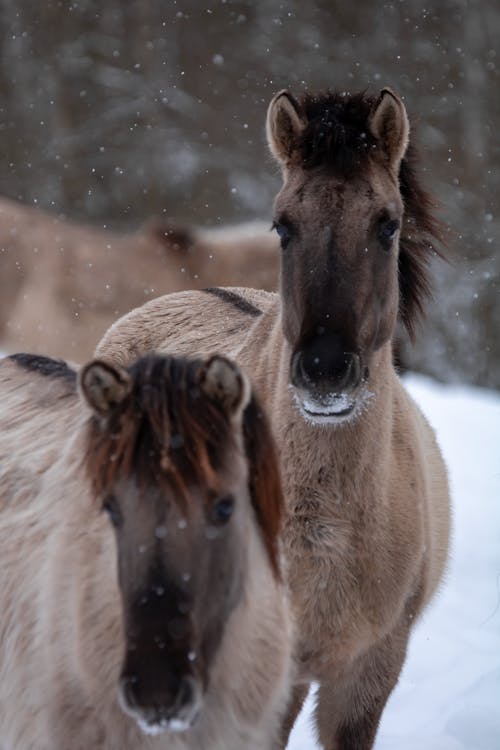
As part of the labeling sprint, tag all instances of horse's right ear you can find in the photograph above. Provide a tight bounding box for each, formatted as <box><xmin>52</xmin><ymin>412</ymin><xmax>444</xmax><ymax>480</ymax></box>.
<box><xmin>198</xmin><ymin>355</ymin><xmax>250</xmax><ymax>421</ymax></box>
<box><xmin>144</xmin><ymin>219</ymin><xmax>194</xmax><ymax>253</ymax></box>
<box><xmin>79</xmin><ymin>360</ymin><xmax>131</xmax><ymax>416</ymax></box>
<box><xmin>266</xmin><ymin>90</ymin><xmax>307</xmax><ymax>167</ymax></box>
<box><xmin>369</xmin><ymin>88</ymin><xmax>410</xmax><ymax>170</ymax></box>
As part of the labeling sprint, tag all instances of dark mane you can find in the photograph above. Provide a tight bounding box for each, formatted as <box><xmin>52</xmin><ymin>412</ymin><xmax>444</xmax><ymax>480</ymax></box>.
<box><xmin>398</xmin><ymin>144</ymin><xmax>444</xmax><ymax>337</ymax></box>
<box><xmin>85</xmin><ymin>354</ymin><xmax>283</xmax><ymax>575</ymax></box>
<box><xmin>9</xmin><ymin>353</ymin><xmax>76</xmax><ymax>385</ymax></box>
<box><xmin>295</xmin><ymin>90</ymin><xmax>444</xmax><ymax>335</ymax></box>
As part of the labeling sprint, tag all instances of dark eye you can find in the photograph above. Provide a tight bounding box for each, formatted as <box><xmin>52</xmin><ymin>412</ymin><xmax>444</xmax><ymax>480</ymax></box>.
<box><xmin>379</xmin><ymin>219</ymin><xmax>400</xmax><ymax>247</ymax></box>
<box><xmin>211</xmin><ymin>495</ymin><xmax>235</xmax><ymax>526</ymax></box>
<box><xmin>273</xmin><ymin>222</ymin><xmax>292</xmax><ymax>249</ymax></box>
<box><xmin>102</xmin><ymin>496</ymin><xmax>122</xmax><ymax>527</ymax></box>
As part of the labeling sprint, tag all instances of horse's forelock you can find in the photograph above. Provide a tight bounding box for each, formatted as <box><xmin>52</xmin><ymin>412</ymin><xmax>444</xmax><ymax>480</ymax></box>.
<box><xmin>296</xmin><ymin>90</ymin><xmax>377</xmax><ymax>174</ymax></box>
<box><xmin>291</xmin><ymin>90</ymin><xmax>443</xmax><ymax>335</ymax></box>
<box><xmin>84</xmin><ymin>355</ymin><xmax>234</xmax><ymax>507</ymax></box>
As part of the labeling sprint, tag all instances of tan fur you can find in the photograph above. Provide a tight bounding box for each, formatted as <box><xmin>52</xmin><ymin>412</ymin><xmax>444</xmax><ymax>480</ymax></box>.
<box><xmin>96</xmin><ymin>87</ymin><xmax>450</xmax><ymax>749</ymax></box>
<box><xmin>0</xmin><ymin>356</ymin><xmax>293</xmax><ymax>750</ymax></box>
<box><xmin>96</xmin><ymin>289</ymin><xmax>450</xmax><ymax>748</ymax></box>
<box><xmin>0</xmin><ymin>196</ymin><xmax>279</xmax><ymax>361</ymax></box>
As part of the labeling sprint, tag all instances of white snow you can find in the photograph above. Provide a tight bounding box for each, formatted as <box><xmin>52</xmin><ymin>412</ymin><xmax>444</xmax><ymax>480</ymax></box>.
<box><xmin>289</xmin><ymin>374</ymin><xmax>500</xmax><ymax>750</ymax></box>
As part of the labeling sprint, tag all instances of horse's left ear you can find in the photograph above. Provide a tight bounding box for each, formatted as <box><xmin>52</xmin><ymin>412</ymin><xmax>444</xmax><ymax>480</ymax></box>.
<box><xmin>266</xmin><ymin>89</ymin><xmax>307</xmax><ymax>168</ymax></box>
<box><xmin>198</xmin><ymin>355</ymin><xmax>250</xmax><ymax>421</ymax></box>
<box><xmin>369</xmin><ymin>88</ymin><xmax>410</xmax><ymax>170</ymax></box>
<box><xmin>79</xmin><ymin>360</ymin><xmax>131</xmax><ymax>416</ymax></box>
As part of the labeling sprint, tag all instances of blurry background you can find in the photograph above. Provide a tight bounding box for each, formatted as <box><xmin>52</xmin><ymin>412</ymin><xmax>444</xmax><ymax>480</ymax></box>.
<box><xmin>0</xmin><ymin>0</ymin><xmax>498</xmax><ymax>388</ymax></box>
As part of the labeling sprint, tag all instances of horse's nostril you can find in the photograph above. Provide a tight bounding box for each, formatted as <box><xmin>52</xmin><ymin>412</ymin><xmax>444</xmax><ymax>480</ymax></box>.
<box><xmin>348</xmin><ymin>353</ymin><xmax>362</xmax><ymax>388</ymax></box>
<box><xmin>176</xmin><ymin>676</ymin><xmax>195</xmax><ymax>710</ymax></box>
<box><xmin>119</xmin><ymin>673</ymin><xmax>139</xmax><ymax>711</ymax></box>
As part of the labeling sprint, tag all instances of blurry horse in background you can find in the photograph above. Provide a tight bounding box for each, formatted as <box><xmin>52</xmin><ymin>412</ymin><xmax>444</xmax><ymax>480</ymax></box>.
<box><xmin>0</xmin><ymin>351</ymin><xmax>292</xmax><ymax>750</ymax></box>
<box><xmin>96</xmin><ymin>87</ymin><xmax>451</xmax><ymax>749</ymax></box>
<box><xmin>0</xmin><ymin>195</ymin><xmax>279</xmax><ymax>361</ymax></box>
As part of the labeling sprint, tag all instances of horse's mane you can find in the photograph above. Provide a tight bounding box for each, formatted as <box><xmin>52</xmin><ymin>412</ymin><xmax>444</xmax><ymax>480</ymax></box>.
<box><xmin>295</xmin><ymin>90</ymin><xmax>444</xmax><ymax>337</ymax></box>
<box><xmin>85</xmin><ymin>354</ymin><xmax>283</xmax><ymax>575</ymax></box>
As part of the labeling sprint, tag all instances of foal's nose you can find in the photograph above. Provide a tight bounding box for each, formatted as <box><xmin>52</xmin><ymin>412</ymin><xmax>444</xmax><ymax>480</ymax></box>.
<box><xmin>291</xmin><ymin>333</ymin><xmax>362</xmax><ymax>392</ymax></box>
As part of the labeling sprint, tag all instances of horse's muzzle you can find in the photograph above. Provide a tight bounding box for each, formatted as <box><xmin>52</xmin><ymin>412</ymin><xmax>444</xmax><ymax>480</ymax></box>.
<box><xmin>290</xmin><ymin>335</ymin><xmax>369</xmax><ymax>424</ymax></box>
<box><xmin>118</xmin><ymin>671</ymin><xmax>202</xmax><ymax>735</ymax></box>
<box><xmin>290</xmin><ymin>335</ymin><xmax>363</xmax><ymax>395</ymax></box>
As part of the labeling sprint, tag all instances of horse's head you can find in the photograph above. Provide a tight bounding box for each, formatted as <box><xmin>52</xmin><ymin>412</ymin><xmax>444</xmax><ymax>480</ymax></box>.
<box><xmin>267</xmin><ymin>88</ymin><xmax>440</xmax><ymax>425</ymax></box>
<box><xmin>80</xmin><ymin>354</ymin><xmax>283</xmax><ymax>736</ymax></box>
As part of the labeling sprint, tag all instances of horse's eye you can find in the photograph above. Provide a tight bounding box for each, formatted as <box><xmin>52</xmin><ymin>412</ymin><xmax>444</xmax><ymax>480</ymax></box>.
<box><xmin>379</xmin><ymin>219</ymin><xmax>400</xmax><ymax>246</ymax></box>
<box><xmin>211</xmin><ymin>495</ymin><xmax>235</xmax><ymax>525</ymax></box>
<box><xmin>102</xmin><ymin>496</ymin><xmax>122</xmax><ymax>527</ymax></box>
<box><xmin>273</xmin><ymin>222</ymin><xmax>292</xmax><ymax>248</ymax></box>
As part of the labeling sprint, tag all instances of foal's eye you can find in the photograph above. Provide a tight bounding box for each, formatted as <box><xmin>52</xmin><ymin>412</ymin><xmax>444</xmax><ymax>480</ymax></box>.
<box><xmin>379</xmin><ymin>219</ymin><xmax>400</xmax><ymax>247</ymax></box>
<box><xmin>102</xmin><ymin>496</ymin><xmax>122</xmax><ymax>527</ymax></box>
<box><xmin>211</xmin><ymin>495</ymin><xmax>235</xmax><ymax>526</ymax></box>
<box><xmin>272</xmin><ymin>222</ymin><xmax>292</xmax><ymax>248</ymax></box>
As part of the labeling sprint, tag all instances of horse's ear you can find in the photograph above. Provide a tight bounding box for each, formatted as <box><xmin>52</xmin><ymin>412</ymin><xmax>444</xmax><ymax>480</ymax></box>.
<box><xmin>198</xmin><ymin>355</ymin><xmax>250</xmax><ymax>420</ymax></box>
<box><xmin>144</xmin><ymin>219</ymin><xmax>194</xmax><ymax>253</ymax></box>
<box><xmin>266</xmin><ymin>90</ymin><xmax>307</xmax><ymax>167</ymax></box>
<box><xmin>79</xmin><ymin>360</ymin><xmax>131</xmax><ymax>416</ymax></box>
<box><xmin>369</xmin><ymin>88</ymin><xmax>409</xmax><ymax>170</ymax></box>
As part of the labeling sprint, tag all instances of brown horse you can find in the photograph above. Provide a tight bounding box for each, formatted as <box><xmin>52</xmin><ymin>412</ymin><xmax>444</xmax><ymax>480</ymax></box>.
<box><xmin>96</xmin><ymin>87</ymin><xmax>451</xmax><ymax>749</ymax></box>
<box><xmin>0</xmin><ymin>195</ymin><xmax>279</xmax><ymax>361</ymax></box>
<box><xmin>0</xmin><ymin>352</ymin><xmax>292</xmax><ymax>749</ymax></box>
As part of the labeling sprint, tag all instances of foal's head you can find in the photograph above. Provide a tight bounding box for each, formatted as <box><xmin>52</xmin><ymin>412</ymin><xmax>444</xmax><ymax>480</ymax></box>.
<box><xmin>267</xmin><ymin>88</ymin><xmax>441</xmax><ymax>424</ymax></box>
<box><xmin>80</xmin><ymin>354</ymin><xmax>283</xmax><ymax>735</ymax></box>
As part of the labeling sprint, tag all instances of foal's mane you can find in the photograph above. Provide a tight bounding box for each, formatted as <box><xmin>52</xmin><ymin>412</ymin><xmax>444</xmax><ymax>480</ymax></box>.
<box><xmin>85</xmin><ymin>354</ymin><xmax>283</xmax><ymax>575</ymax></box>
<box><xmin>295</xmin><ymin>90</ymin><xmax>443</xmax><ymax>337</ymax></box>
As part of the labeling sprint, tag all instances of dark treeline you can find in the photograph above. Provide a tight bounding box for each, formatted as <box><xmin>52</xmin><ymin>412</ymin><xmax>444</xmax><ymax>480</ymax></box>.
<box><xmin>0</xmin><ymin>0</ymin><xmax>498</xmax><ymax>388</ymax></box>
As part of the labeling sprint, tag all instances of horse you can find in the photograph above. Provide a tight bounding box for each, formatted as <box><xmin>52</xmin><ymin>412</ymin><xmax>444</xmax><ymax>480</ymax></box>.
<box><xmin>96</xmin><ymin>87</ymin><xmax>451</xmax><ymax>749</ymax></box>
<box><xmin>0</xmin><ymin>351</ymin><xmax>292</xmax><ymax>750</ymax></box>
<box><xmin>0</xmin><ymin>195</ymin><xmax>279</xmax><ymax>362</ymax></box>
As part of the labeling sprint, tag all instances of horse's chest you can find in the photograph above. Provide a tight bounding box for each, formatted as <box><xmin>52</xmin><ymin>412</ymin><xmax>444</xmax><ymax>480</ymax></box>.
<box><xmin>281</xmin><ymin>471</ymin><xmax>386</xmax><ymax>670</ymax></box>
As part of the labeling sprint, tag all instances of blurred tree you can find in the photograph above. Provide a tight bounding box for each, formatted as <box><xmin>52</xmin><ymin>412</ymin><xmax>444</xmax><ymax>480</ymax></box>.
<box><xmin>0</xmin><ymin>0</ymin><xmax>498</xmax><ymax>387</ymax></box>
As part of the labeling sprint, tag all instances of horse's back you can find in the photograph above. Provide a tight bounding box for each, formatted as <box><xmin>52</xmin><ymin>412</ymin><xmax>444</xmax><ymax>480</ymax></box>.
<box><xmin>0</xmin><ymin>355</ymin><xmax>79</xmax><ymax>509</ymax></box>
<box><xmin>96</xmin><ymin>286</ymin><xmax>278</xmax><ymax>365</ymax></box>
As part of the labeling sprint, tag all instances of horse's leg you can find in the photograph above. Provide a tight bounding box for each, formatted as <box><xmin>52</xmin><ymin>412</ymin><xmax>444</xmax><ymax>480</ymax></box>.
<box><xmin>315</xmin><ymin>625</ymin><xmax>409</xmax><ymax>750</ymax></box>
<box><xmin>276</xmin><ymin>681</ymin><xmax>310</xmax><ymax>749</ymax></box>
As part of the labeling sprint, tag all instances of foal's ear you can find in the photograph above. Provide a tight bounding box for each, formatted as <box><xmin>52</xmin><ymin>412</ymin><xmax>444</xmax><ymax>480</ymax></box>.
<box><xmin>79</xmin><ymin>360</ymin><xmax>131</xmax><ymax>416</ymax></box>
<box><xmin>266</xmin><ymin>89</ymin><xmax>307</xmax><ymax>167</ymax></box>
<box><xmin>369</xmin><ymin>88</ymin><xmax>410</xmax><ymax>170</ymax></box>
<box><xmin>198</xmin><ymin>355</ymin><xmax>250</xmax><ymax>420</ymax></box>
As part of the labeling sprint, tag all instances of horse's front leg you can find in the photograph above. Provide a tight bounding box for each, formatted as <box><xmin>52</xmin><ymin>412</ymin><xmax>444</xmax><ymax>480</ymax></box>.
<box><xmin>315</xmin><ymin>625</ymin><xmax>409</xmax><ymax>750</ymax></box>
<box><xmin>274</xmin><ymin>681</ymin><xmax>310</xmax><ymax>749</ymax></box>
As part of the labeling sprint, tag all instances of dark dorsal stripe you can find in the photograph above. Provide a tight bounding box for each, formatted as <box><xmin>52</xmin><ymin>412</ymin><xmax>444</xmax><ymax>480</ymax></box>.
<box><xmin>203</xmin><ymin>287</ymin><xmax>262</xmax><ymax>318</ymax></box>
<box><xmin>9</xmin><ymin>353</ymin><xmax>77</xmax><ymax>385</ymax></box>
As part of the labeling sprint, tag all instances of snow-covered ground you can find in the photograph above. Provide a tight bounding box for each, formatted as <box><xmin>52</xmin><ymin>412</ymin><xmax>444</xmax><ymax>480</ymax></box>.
<box><xmin>289</xmin><ymin>375</ymin><xmax>500</xmax><ymax>750</ymax></box>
